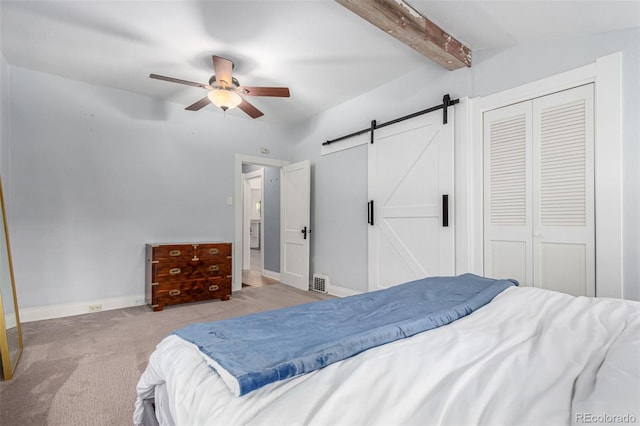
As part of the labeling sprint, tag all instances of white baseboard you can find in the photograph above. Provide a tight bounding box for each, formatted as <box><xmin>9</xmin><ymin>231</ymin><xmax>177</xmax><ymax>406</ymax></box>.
<box><xmin>20</xmin><ymin>294</ymin><xmax>147</xmax><ymax>323</ymax></box>
<box><xmin>327</xmin><ymin>284</ymin><xmax>363</xmax><ymax>298</ymax></box>
<box><xmin>19</xmin><ymin>284</ymin><xmax>363</xmax><ymax>322</ymax></box>
<box><xmin>262</xmin><ymin>269</ymin><xmax>281</xmax><ymax>281</ymax></box>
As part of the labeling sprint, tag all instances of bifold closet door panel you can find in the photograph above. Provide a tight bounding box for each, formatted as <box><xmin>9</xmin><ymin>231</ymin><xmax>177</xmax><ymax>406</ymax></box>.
<box><xmin>483</xmin><ymin>101</ymin><xmax>533</xmax><ymax>287</ymax></box>
<box><xmin>532</xmin><ymin>84</ymin><xmax>595</xmax><ymax>297</ymax></box>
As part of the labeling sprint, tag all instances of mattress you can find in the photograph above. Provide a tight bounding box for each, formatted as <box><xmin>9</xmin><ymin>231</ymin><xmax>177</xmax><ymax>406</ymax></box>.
<box><xmin>134</xmin><ymin>286</ymin><xmax>640</xmax><ymax>426</ymax></box>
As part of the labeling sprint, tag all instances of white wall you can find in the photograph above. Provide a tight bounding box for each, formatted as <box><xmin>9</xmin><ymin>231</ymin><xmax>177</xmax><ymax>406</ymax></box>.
<box><xmin>292</xmin><ymin>28</ymin><xmax>639</xmax><ymax>300</ymax></box>
<box><xmin>7</xmin><ymin>67</ymin><xmax>290</xmax><ymax>311</ymax></box>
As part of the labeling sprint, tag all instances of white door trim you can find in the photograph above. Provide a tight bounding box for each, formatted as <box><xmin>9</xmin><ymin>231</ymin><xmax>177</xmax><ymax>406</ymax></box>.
<box><xmin>471</xmin><ymin>52</ymin><xmax>623</xmax><ymax>298</ymax></box>
<box><xmin>233</xmin><ymin>154</ymin><xmax>288</xmax><ymax>292</ymax></box>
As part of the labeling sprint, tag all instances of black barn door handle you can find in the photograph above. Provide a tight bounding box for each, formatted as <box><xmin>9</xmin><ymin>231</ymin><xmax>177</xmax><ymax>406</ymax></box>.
<box><xmin>442</xmin><ymin>194</ymin><xmax>449</xmax><ymax>227</ymax></box>
<box><xmin>368</xmin><ymin>200</ymin><xmax>374</xmax><ymax>226</ymax></box>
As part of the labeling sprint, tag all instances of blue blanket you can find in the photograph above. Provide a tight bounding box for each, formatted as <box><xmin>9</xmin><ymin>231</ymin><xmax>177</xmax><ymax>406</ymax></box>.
<box><xmin>172</xmin><ymin>273</ymin><xmax>517</xmax><ymax>396</ymax></box>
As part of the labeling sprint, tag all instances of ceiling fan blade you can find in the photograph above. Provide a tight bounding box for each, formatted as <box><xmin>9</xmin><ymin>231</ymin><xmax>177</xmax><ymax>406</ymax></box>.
<box><xmin>185</xmin><ymin>96</ymin><xmax>212</xmax><ymax>111</ymax></box>
<box><xmin>212</xmin><ymin>56</ymin><xmax>233</xmax><ymax>87</ymax></box>
<box><xmin>150</xmin><ymin>74</ymin><xmax>210</xmax><ymax>89</ymax></box>
<box><xmin>237</xmin><ymin>97</ymin><xmax>264</xmax><ymax>119</ymax></box>
<box><xmin>239</xmin><ymin>87</ymin><xmax>290</xmax><ymax>97</ymax></box>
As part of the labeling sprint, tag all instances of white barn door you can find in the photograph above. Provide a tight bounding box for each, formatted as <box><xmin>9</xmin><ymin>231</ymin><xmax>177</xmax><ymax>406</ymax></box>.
<box><xmin>368</xmin><ymin>112</ymin><xmax>455</xmax><ymax>292</ymax></box>
<box><xmin>280</xmin><ymin>160</ymin><xmax>311</xmax><ymax>291</ymax></box>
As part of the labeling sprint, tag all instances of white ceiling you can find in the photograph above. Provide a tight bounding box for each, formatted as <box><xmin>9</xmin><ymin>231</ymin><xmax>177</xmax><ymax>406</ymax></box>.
<box><xmin>1</xmin><ymin>0</ymin><xmax>638</xmax><ymax>125</ymax></box>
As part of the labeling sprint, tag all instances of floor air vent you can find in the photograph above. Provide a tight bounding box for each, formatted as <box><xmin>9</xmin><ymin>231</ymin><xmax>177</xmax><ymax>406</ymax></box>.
<box><xmin>312</xmin><ymin>274</ymin><xmax>329</xmax><ymax>293</ymax></box>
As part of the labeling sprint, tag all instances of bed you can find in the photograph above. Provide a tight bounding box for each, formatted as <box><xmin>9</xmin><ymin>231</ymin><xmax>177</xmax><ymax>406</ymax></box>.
<box><xmin>133</xmin><ymin>274</ymin><xmax>640</xmax><ymax>426</ymax></box>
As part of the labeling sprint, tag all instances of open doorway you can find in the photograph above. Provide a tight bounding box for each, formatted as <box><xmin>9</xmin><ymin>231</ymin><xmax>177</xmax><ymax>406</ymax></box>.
<box><xmin>241</xmin><ymin>165</ymin><xmax>280</xmax><ymax>288</ymax></box>
<box><xmin>234</xmin><ymin>155</ymin><xmax>287</xmax><ymax>292</ymax></box>
<box><xmin>233</xmin><ymin>154</ymin><xmax>311</xmax><ymax>293</ymax></box>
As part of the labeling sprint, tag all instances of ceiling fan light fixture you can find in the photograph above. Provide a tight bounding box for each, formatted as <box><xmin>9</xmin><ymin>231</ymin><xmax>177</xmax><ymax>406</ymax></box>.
<box><xmin>207</xmin><ymin>89</ymin><xmax>242</xmax><ymax>111</ymax></box>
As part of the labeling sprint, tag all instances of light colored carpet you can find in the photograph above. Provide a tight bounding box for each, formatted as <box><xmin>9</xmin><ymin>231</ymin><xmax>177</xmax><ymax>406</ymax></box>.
<box><xmin>0</xmin><ymin>284</ymin><xmax>333</xmax><ymax>426</ymax></box>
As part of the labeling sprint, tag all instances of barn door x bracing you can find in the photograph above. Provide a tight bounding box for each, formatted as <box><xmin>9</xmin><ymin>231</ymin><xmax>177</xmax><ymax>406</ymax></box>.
<box><xmin>368</xmin><ymin>112</ymin><xmax>455</xmax><ymax>291</ymax></box>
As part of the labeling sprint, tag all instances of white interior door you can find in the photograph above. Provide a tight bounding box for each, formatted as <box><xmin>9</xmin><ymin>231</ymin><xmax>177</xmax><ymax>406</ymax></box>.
<box><xmin>280</xmin><ymin>160</ymin><xmax>311</xmax><ymax>291</ymax></box>
<box><xmin>368</xmin><ymin>112</ymin><xmax>455</xmax><ymax>292</ymax></box>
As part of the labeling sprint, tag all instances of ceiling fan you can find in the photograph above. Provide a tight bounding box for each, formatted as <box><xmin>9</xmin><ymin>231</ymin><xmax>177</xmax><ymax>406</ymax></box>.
<box><xmin>150</xmin><ymin>55</ymin><xmax>290</xmax><ymax>119</ymax></box>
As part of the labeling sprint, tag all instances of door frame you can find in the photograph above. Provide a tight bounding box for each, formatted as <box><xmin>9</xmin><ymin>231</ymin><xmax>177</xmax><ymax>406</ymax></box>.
<box><xmin>234</xmin><ymin>154</ymin><xmax>288</xmax><ymax>292</ymax></box>
<box><xmin>470</xmin><ymin>52</ymin><xmax>622</xmax><ymax>298</ymax></box>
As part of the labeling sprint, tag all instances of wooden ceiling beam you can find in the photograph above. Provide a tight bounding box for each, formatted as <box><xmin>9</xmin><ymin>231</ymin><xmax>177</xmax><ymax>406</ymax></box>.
<box><xmin>336</xmin><ymin>0</ymin><xmax>471</xmax><ymax>70</ymax></box>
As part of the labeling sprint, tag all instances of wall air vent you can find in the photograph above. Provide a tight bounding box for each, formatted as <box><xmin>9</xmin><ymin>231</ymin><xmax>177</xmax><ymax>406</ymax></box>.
<box><xmin>311</xmin><ymin>274</ymin><xmax>329</xmax><ymax>293</ymax></box>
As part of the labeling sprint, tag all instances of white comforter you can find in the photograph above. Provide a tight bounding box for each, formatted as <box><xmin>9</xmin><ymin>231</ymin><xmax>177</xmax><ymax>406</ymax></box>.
<box><xmin>134</xmin><ymin>287</ymin><xmax>640</xmax><ymax>426</ymax></box>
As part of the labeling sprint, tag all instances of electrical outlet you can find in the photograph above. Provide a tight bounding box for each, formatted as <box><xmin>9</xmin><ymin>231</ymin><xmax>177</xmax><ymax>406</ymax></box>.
<box><xmin>88</xmin><ymin>304</ymin><xmax>102</xmax><ymax>312</ymax></box>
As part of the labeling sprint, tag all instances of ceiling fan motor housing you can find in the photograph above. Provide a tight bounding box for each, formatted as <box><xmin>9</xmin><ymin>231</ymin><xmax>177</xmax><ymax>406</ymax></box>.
<box><xmin>209</xmin><ymin>75</ymin><xmax>240</xmax><ymax>90</ymax></box>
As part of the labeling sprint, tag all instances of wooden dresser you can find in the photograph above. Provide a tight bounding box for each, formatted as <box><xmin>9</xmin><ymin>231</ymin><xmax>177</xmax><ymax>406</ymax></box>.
<box><xmin>145</xmin><ymin>242</ymin><xmax>232</xmax><ymax>311</ymax></box>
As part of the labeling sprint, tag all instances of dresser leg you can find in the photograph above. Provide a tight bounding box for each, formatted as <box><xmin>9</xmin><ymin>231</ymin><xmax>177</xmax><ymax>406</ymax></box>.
<box><xmin>221</xmin><ymin>295</ymin><xmax>231</xmax><ymax>301</ymax></box>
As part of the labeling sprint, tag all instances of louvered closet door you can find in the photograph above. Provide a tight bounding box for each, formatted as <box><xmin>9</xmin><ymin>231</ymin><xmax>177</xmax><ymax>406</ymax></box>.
<box><xmin>484</xmin><ymin>85</ymin><xmax>595</xmax><ymax>296</ymax></box>
<box><xmin>532</xmin><ymin>85</ymin><xmax>594</xmax><ymax>296</ymax></box>
<box><xmin>483</xmin><ymin>102</ymin><xmax>533</xmax><ymax>287</ymax></box>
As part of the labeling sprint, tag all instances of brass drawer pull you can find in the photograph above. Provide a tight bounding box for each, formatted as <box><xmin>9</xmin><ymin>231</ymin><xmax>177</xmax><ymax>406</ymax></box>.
<box><xmin>209</xmin><ymin>248</ymin><xmax>219</xmax><ymax>255</ymax></box>
<box><xmin>209</xmin><ymin>265</ymin><xmax>219</xmax><ymax>272</ymax></box>
<box><xmin>169</xmin><ymin>250</ymin><xmax>181</xmax><ymax>256</ymax></box>
<box><xmin>169</xmin><ymin>289</ymin><xmax>181</xmax><ymax>296</ymax></box>
<box><xmin>192</xmin><ymin>256</ymin><xmax>200</xmax><ymax>261</ymax></box>
<box><xmin>169</xmin><ymin>268</ymin><xmax>181</xmax><ymax>275</ymax></box>
<box><xmin>209</xmin><ymin>285</ymin><xmax>219</xmax><ymax>292</ymax></box>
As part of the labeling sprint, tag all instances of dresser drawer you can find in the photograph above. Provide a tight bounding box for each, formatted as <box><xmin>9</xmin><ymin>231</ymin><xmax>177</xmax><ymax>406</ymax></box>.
<box><xmin>196</xmin><ymin>243</ymin><xmax>232</xmax><ymax>261</ymax></box>
<box><xmin>153</xmin><ymin>262</ymin><xmax>199</xmax><ymax>282</ymax></box>
<box><xmin>149</xmin><ymin>244</ymin><xmax>196</xmax><ymax>262</ymax></box>
<box><xmin>200</xmin><ymin>260</ymin><xmax>232</xmax><ymax>277</ymax></box>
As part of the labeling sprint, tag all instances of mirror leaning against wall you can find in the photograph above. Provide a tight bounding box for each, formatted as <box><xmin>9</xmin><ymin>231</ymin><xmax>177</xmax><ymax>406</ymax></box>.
<box><xmin>0</xmin><ymin>176</ymin><xmax>22</xmax><ymax>380</ymax></box>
